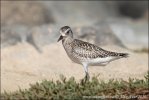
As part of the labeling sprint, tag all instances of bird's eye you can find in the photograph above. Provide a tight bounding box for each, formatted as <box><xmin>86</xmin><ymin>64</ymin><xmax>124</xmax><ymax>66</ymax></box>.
<box><xmin>66</xmin><ymin>31</ymin><xmax>70</xmax><ymax>35</ymax></box>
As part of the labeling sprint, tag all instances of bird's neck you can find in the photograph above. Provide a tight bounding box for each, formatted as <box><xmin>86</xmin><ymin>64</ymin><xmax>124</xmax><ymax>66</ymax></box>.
<box><xmin>62</xmin><ymin>36</ymin><xmax>73</xmax><ymax>45</ymax></box>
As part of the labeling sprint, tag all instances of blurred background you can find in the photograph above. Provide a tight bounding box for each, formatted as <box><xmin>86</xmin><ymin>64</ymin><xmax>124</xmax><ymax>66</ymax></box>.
<box><xmin>1</xmin><ymin>1</ymin><xmax>148</xmax><ymax>92</ymax></box>
<box><xmin>1</xmin><ymin>1</ymin><xmax>148</xmax><ymax>49</ymax></box>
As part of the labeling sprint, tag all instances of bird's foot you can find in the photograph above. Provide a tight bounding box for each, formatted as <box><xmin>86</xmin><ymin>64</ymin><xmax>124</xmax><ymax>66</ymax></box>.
<box><xmin>85</xmin><ymin>73</ymin><xmax>90</xmax><ymax>82</ymax></box>
<box><xmin>80</xmin><ymin>73</ymin><xmax>90</xmax><ymax>85</ymax></box>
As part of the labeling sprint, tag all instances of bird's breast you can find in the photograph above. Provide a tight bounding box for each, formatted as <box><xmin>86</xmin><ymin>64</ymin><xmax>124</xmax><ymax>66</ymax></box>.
<box><xmin>62</xmin><ymin>42</ymin><xmax>81</xmax><ymax>64</ymax></box>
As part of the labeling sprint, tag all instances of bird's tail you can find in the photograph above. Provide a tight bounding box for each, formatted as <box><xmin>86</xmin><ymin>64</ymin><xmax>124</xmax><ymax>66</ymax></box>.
<box><xmin>110</xmin><ymin>52</ymin><xmax>129</xmax><ymax>58</ymax></box>
<box><xmin>117</xmin><ymin>53</ymin><xmax>129</xmax><ymax>58</ymax></box>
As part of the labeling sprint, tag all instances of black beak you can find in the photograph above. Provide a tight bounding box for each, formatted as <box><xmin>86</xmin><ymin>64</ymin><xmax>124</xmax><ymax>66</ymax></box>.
<box><xmin>57</xmin><ymin>35</ymin><xmax>63</xmax><ymax>42</ymax></box>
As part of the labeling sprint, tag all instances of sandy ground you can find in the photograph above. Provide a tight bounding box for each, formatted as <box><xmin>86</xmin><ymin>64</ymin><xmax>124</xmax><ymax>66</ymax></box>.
<box><xmin>1</xmin><ymin>42</ymin><xmax>148</xmax><ymax>92</ymax></box>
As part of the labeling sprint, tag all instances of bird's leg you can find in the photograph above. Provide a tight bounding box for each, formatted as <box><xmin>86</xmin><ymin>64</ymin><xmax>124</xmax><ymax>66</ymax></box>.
<box><xmin>83</xmin><ymin>63</ymin><xmax>90</xmax><ymax>82</ymax></box>
<box><xmin>85</xmin><ymin>71</ymin><xmax>89</xmax><ymax>82</ymax></box>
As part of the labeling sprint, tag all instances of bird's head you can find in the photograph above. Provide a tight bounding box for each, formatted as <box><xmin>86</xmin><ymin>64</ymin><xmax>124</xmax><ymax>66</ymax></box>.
<box><xmin>57</xmin><ymin>26</ymin><xmax>73</xmax><ymax>42</ymax></box>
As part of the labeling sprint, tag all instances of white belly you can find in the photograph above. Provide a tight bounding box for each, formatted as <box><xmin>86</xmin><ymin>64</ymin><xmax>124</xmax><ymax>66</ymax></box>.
<box><xmin>85</xmin><ymin>57</ymin><xmax>118</xmax><ymax>66</ymax></box>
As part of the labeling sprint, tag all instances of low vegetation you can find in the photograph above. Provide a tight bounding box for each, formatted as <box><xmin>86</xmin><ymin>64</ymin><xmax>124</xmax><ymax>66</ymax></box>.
<box><xmin>1</xmin><ymin>73</ymin><xmax>149</xmax><ymax>100</ymax></box>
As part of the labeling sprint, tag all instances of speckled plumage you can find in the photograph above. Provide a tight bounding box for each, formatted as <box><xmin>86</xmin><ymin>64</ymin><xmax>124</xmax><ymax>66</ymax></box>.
<box><xmin>62</xmin><ymin>38</ymin><xmax>128</xmax><ymax>65</ymax></box>
<box><xmin>58</xmin><ymin>26</ymin><xmax>128</xmax><ymax>81</ymax></box>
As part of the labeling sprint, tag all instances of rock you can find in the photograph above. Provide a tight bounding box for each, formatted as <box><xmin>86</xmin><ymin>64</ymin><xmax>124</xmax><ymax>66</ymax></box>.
<box><xmin>1</xmin><ymin>24</ymin><xmax>59</xmax><ymax>52</ymax></box>
<box><xmin>1</xmin><ymin>42</ymin><xmax>148</xmax><ymax>92</ymax></box>
<box><xmin>116</xmin><ymin>1</ymin><xmax>148</xmax><ymax>19</ymax></box>
<box><xmin>95</xmin><ymin>19</ymin><xmax>148</xmax><ymax>51</ymax></box>
<box><xmin>28</xmin><ymin>25</ymin><xmax>59</xmax><ymax>52</ymax></box>
<box><xmin>1</xmin><ymin>25</ymin><xmax>30</xmax><ymax>48</ymax></box>
<box><xmin>1</xmin><ymin>1</ymin><xmax>54</xmax><ymax>26</ymax></box>
<box><xmin>43</xmin><ymin>1</ymin><xmax>119</xmax><ymax>26</ymax></box>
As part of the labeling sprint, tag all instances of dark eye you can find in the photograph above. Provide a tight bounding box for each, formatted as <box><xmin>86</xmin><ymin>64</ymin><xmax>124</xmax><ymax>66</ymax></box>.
<box><xmin>66</xmin><ymin>31</ymin><xmax>70</xmax><ymax>35</ymax></box>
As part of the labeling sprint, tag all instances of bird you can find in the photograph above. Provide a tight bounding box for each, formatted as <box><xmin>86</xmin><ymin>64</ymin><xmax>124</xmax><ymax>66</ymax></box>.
<box><xmin>57</xmin><ymin>26</ymin><xmax>129</xmax><ymax>81</ymax></box>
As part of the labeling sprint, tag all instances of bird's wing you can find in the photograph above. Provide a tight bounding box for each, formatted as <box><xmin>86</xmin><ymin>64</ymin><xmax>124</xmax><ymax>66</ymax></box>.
<box><xmin>71</xmin><ymin>39</ymin><xmax>110</xmax><ymax>58</ymax></box>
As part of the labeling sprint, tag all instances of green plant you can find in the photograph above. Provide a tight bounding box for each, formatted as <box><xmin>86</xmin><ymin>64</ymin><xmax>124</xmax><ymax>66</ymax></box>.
<box><xmin>1</xmin><ymin>74</ymin><xmax>149</xmax><ymax>100</ymax></box>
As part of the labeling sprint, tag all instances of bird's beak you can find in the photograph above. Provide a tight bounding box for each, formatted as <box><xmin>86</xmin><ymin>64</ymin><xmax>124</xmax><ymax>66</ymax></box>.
<box><xmin>57</xmin><ymin>35</ymin><xmax>63</xmax><ymax>42</ymax></box>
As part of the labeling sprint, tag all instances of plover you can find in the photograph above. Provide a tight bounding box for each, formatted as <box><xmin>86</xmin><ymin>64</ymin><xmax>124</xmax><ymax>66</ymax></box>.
<box><xmin>58</xmin><ymin>26</ymin><xmax>128</xmax><ymax>81</ymax></box>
